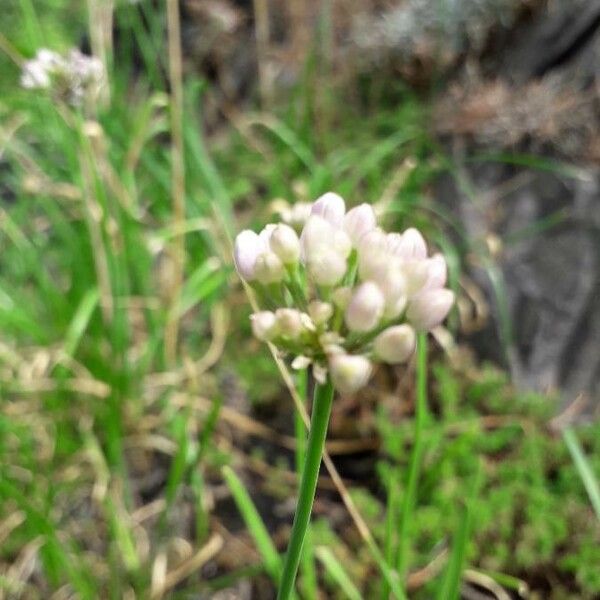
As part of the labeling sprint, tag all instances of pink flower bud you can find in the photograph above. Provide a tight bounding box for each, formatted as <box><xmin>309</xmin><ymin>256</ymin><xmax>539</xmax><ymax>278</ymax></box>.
<box><xmin>395</xmin><ymin>228</ymin><xmax>427</xmax><ymax>260</ymax></box>
<box><xmin>275</xmin><ymin>308</ymin><xmax>304</xmax><ymax>338</ymax></box>
<box><xmin>234</xmin><ymin>230</ymin><xmax>265</xmax><ymax>280</ymax></box>
<box><xmin>250</xmin><ymin>311</ymin><xmax>278</xmax><ymax>341</ymax></box>
<box><xmin>406</xmin><ymin>288</ymin><xmax>454</xmax><ymax>331</ymax></box>
<box><xmin>345</xmin><ymin>281</ymin><xmax>385</xmax><ymax>332</ymax></box>
<box><xmin>403</xmin><ymin>260</ymin><xmax>431</xmax><ymax>296</ymax></box>
<box><xmin>269</xmin><ymin>223</ymin><xmax>300</xmax><ymax>264</ymax></box>
<box><xmin>311</xmin><ymin>192</ymin><xmax>346</xmax><ymax>227</ymax></box>
<box><xmin>254</xmin><ymin>251</ymin><xmax>285</xmax><ymax>284</ymax></box>
<box><xmin>329</xmin><ymin>354</ymin><xmax>372</xmax><ymax>394</ymax></box>
<box><xmin>373</xmin><ymin>324</ymin><xmax>416</xmax><ymax>364</ymax></box>
<box><xmin>423</xmin><ymin>253</ymin><xmax>447</xmax><ymax>290</ymax></box>
<box><xmin>344</xmin><ymin>203</ymin><xmax>377</xmax><ymax>245</ymax></box>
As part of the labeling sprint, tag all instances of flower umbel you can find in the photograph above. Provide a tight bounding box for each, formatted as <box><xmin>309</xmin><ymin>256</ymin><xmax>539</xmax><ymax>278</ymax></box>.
<box><xmin>234</xmin><ymin>192</ymin><xmax>454</xmax><ymax>394</ymax></box>
<box><xmin>21</xmin><ymin>48</ymin><xmax>105</xmax><ymax>107</ymax></box>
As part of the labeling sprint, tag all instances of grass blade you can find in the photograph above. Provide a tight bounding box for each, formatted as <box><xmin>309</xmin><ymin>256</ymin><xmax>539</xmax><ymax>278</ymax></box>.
<box><xmin>395</xmin><ymin>333</ymin><xmax>429</xmax><ymax>583</ymax></box>
<box><xmin>222</xmin><ymin>465</ymin><xmax>282</xmax><ymax>583</ymax></box>
<box><xmin>563</xmin><ymin>427</ymin><xmax>600</xmax><ymax>521</ymax></box>
<box><xmin>315</xmin><ymin>546</ymin><xmax>362</xmax><ymax>600</ymax></box>
<box><xmin>436</xmin><ymin>461</ymin><xmax>482</xmax><ymax>600</ymax></box>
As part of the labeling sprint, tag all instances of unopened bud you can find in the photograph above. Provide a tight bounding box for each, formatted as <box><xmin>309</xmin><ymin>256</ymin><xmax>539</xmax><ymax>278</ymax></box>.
<box><xmin>275</xmin><ymin>308</ymin><xmax>304</xmax><ymax>338</ymax></box>
<box><xmin>308</xmin><ymin>301</ymin><xmax>334</xmax><ymax>326</ymax></box>
<box><xmin>406</xmin><ymin>289</ymin><xmax>454</xmax><ymax>331</ymax></box>
<box><xmin>344</xmin><ymin>203</ymin><xmax>377</xmax><ymax>245</ymax></box>
<box><xmin>306</xmin><ymin>250</ymin><xmax>348</xmax><ymax>286</ymax></box>
<box><xmin>373</xmin><ymin>324</ymin><xmax>416</xmax><ymax>364</ymax></box>
<box><xmin>329</xmin><ymin>354</ymin><xmax>372</xmax><ymax>394</ymax></box>
<box><xmin>250</xmin><ymin>311</ymin><xmax>278</xmax><ymax>341</ymax></box>
<box><xmin>234</xmin><ymin>230</ymin><xmax>264</xmax><ymax>281</ymax></box>
<box><xmin>371</xmin><ymin>260</ymin><xmax>407</xmax><ymax>319</ymax></box>
<box><xmin>345</xmin><ymin>281</ymin><xmax>385</xmax><ymax>332</ymax></box>
<box><xmin>403</xmin><ymin>260</ymin><xmax>430</xmax><ymax>296</ymax></box>
<box><xmin>332</xmin><ymin>286</ymin><xmax>352</xmax><ymax>310</ymax></box>
<box><xmin>277</xmin><ymin>201</ymin><xmax>312</xmax><ymax>229</ymax></box>
<box><xmin>310</xmin><ymin>192</ymin><xmax>346</xmax><ymax>227</ymax></box>
<box><xmin>423</xmin><ymin>253</ymin><xmax>447</xmax><ymax>290</ymax></box>
<box><xmin>357</xmin><ymin>229</ymin><xmax>388</xmax><ymax>281</ymax></box>
<box><xmin>396</xmin><ymin>228</ymin><xmax>427</xmax><ymax>260</ymax></box>
<box><xmin>254</xmin><ymin>251</ymin><xmax>285</xmax><ymax>284</ymax></box>
<box><xmin>269</xmin><ymin>224</ymin><xmax>300</xmax><ymax>264</ymax></box>
<box><xmin>301</xmin><ymin>215</ymin><xmax>351</xmax><ymax>264</ymax></box>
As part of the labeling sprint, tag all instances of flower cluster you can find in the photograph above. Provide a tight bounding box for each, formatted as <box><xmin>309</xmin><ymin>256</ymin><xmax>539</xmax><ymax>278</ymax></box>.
<box><xmin>21</xmin><ymin>48</ymin><xmax>105</xmax><ymax>107</ymax></box>
<box><xmin>234</xmin><ymin>192</ymin><xmax>454</xmax><ymax>394</ymax></box>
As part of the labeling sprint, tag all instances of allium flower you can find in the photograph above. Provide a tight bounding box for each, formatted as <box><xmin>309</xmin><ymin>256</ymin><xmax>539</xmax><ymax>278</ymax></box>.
<box><xmin>20</xmin><ymin>48</ymin><xmax>105</xmax><ymax>107</ymax></box>
<box><xmin>234</xmin><ymin>192</ymin><xmax>455</xmax><ymax>393</ymax></box>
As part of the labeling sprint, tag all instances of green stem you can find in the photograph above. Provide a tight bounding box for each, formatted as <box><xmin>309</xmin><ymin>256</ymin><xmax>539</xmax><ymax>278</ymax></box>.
<box><xmin>278</xmin><ymin>378</ymin><xmax>335</xmax><ymax>600</ymax></box>
<box><xmin>295</xmin><ymin>370</ymin><xmax>318</xmax><ymax>600</ymax></box>
<box><xmin>395</xmin><ymin>333</ymin><xmax>428</xmax><ymax>585</ymax></box>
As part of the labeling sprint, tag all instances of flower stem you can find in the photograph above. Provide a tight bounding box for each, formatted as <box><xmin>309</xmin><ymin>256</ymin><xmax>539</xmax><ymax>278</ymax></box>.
<box><xmin>277</xmin><ymin>378</ymin><xmax>335</xmax><ymax>600</ymax></box>
<box><xmin>294</xmin><ymin>369</ymin><xmax>318</xmax><ymax>600</ymax></box>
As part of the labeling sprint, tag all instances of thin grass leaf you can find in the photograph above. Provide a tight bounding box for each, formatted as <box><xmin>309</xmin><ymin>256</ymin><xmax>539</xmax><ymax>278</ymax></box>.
<box><xmin>222</xmin><ymin>465</ymin><xmax>282</xmax><ymax>583</ymax></box>
<box><xmin>563</xmin><ymin>427</ymin><xmax>600</xmax><ymax>521</ymax></box>
<box><xmin>395</xmin><ymin>334</ymin><xmax>429</xmax><ymax>582</ymax></box>
<box><xmin>175</xmin><ymin>259</ymin><xmax>227</xmax><ymax>317</ymax></box>
<box><xmin>63</xmin><ymin>287</ymin><xmax>99</xmax><ymax>358</ymax></box>
<box><xmin>436</xmin><ymin>460</ymin><xmax>482</xmax><ymax>600</ymax></box>
<box><xmin>315</xmin><ymin>546</ymin><xmax>362</xmax><ymax>600</ymax></box>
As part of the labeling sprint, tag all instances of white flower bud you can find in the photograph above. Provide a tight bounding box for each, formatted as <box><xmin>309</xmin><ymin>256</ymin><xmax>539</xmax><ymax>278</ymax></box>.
<box><xmin>373</xmin><ymin>324</ymin><xmax>416</xmax><ymax>364</ymax></box>
<box><xmin>371</xmin><ymin>260</ymin><xmax>407</xmax><ymax>319</ymax></box>
<box><xmin>332</xmin><ymin>229</ymin><xmax>352</xmax><ymax>259</ymax></box>
<box><xmin>282</xmin><ymin>201</ymin><xmax>312</xmax><ymax>229</ymax></box>
<box><xmin>395</xmin><ymin>228</ymin><xmax>427</xmax><ymax>260</ymax></box>
<box><xmin>308</xmin><ymin>301</ymin><xmax>334</xmax><ymax>326</ymax></box>
<box><xmin>423</xmin><ymin>253</ymin><xmax>447</xmax><ymax>290</ymax></box>
<box><xmin>254</xmin><ymin>251</ymin><xmax>285</xmax><ymax>284</ymax></box>
<box><xmin>357</xmin><ymin>229</ymin><xmax>389</xmax><ymax>281</ymax></box>
<box><xmin>259</xmin><ymin>224</ymin><xmax>276</xmax><ymax>245</ymax></box>
<box><xmin>301</xmin><ymin>215</ymin><xmax>351</xmax><ymax>262</ymax></box>
<box><xmin>292</xmin><ymin>355</ymin><xmax>312</xmax><ymax>370</ymax></box>
<box><xmin>344</xmin><ymin>203</ymin><xmax>377</xmax><ymax>245</ymax></box>
<box><xmin>332</xmin><ymin>286</ymin><xmax>352</xmax><ymax>310</ymax></box>
<box><xmin>234</xmin><ymin>230</ymin><xmax>265</xmax><ymax>280</ymax></box>
<box><xmin>306</xmin><ymin>250</ymin><xmax>348</xmax><ymax>286</ymax></box>
<box><xmin>313</xmin><ymin>362</ymin><xmax>328</xmax><ymax>384</ymax></box>
<box><xmin>275</xmin><ymin>308</ymin><xmax>304</xmax><ymax>338</ymax></box>
<box><xmin>329</xmin><ymin>354</ymin><xmax>372</xmax><ymax>394</ymax></box>
<box><xmin>345</xmin><ymin>281</ymin><xmax>385</xmax><ymax>332</ymax></box>
<box><xmin>269</xmin><ymin>223</ymin><xmax>300</xmax><ymax>264</ymax></box>
<box><xmin>403</xmin><ymin>260</ymin><xmax>431</xmax><ymax>296</ymax></box>
<box><xmin>406</xmin><ymin>289</ymin><xmax>454</xmax><ymax>331</ymax></box>
<box><xmin>319</xmin><ymin>331</ymin><xmax>345</xmax><ymax>355</ymax></box>
<box><xmin>310</xmin><ymin>192</ymin><xmax>346</xmax><ymax>227</ymax></box>
<box><xmin>250</xmin><ymin>311</ymin><xmax>278</xmax><ymax>341</ymax></box>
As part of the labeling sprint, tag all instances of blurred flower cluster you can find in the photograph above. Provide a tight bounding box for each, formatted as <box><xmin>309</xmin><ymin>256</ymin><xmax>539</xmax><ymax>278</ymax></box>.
<box><xmin>21</xmin><ymin>48</ymin><xmax>105</xmax><ymax>107</ymax></box>
<box><xmin>234</xmin><ymin>193</ymin><xmax>454</xmax><ymax>394</ymax></box>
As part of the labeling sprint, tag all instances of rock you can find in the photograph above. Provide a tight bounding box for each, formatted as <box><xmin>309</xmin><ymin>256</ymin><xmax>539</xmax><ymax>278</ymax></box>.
<box><xmin>434</xmin><ymin>0</ymin><xmax>600</xmax><ymax>407</ymax></box>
